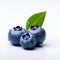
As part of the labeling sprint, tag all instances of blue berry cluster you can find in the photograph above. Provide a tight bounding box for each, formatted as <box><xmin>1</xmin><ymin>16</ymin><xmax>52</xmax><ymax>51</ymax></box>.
<box><xmin>8</xmin><ymin>26</ymin><xmax>46</xmax><ymax>50</ymax></box>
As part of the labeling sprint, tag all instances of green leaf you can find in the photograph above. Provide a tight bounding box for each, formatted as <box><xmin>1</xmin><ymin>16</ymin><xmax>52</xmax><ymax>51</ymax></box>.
<box><xmin>26</xmin><ymin>11</ymin><xmax>47</xmax><ymax>30</ymax></box>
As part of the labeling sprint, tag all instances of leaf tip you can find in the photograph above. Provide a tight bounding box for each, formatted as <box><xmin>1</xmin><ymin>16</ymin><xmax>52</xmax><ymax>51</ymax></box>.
<box><xmin>44</xmin><ymin>11</ymin><xmax>47</xmax><ymax>15</ymax></box>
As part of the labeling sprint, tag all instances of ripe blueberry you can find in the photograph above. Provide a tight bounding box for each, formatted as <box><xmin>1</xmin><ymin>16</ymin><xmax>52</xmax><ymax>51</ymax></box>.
<box><xmin>20</xmin><ymin>32</ymin><xmax>36</xmax><ymax>49</ymax></box>
<box><xmin>28</xmin><ymin>26</ymin><xmax>46</xmax><ymax>45</ymax></box>
<box><xmin>8</xmin><ymin>26</ymin><xmax>26</xmax><ymax>46</ymax></box>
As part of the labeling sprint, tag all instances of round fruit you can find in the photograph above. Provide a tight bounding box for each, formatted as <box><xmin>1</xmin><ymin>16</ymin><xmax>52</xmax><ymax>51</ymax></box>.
<box><xmin>20</xmin><ymin>32</ymin><xmax>36</xmax><ymax>49</ymax></box>
<box><xmin>8</xmin><ymin>26</ymin><xmax>26</xmax><ymax>45</ymax></box>
<box><xmin>28</xmin><ymin>26</ymin><xmax>46</xmax><ymax>45</ymax></box>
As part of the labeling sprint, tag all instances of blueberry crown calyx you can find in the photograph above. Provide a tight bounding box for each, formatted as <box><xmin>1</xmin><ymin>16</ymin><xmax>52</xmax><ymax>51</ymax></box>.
<box><xmin>14</xmin><ymin>26</ymin><xmax>23</xmax><ymax>31</ymax></box>
<box><xmin>30</xmin><ymin>26</ymin><xmax>38</xmax><ymax>30</ymax></box>
<box><xmin>22</xmin><ymin>33</ymin><xmax>30</xmax><ymax>40</ymax></box>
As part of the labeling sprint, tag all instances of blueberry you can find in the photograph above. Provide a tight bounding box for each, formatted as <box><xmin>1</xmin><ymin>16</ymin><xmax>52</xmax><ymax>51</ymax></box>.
<box><xmin>20</xmin><ymin>32</ymin><xmax>36</xmax><ymax>49</ymax></box>
<box><xmin>8</xmin><ymin>26</ymin><xmax>26</xmax><ymax>46</ymax></box>
<box><xmin>28</xmin><ymin>26</ymin><xmax>46</xmax><ymax>45</ymax></box>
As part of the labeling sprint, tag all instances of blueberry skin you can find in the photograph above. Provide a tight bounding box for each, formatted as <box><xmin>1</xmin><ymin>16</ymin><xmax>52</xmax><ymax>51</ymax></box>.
<box><xmin>20</xmin><ymin>32</ymin><xmax>36</xmax><ymax>49</ymax></box>
<box><xmin>8</xmin><ymin>27</ymin><xmax>26</xmax><ymax>45</ymax></box>
<box><xmin>28</xmin><ymin>27</ymin><xmax>46</xmax><ymax>45</ymax></box>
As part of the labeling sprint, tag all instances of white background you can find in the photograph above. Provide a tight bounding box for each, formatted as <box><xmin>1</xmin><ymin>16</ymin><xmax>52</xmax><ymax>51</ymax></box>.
<box><xmin>0</xmin><ymin>0</ymin><xmax>60</xmax><ymax>60</ymax></box>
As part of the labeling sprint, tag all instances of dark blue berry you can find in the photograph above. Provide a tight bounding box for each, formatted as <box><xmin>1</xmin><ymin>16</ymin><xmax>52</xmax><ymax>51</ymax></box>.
<box><xmin>28</xmin><ymin>26</ymin><xmax>46</xmax><ymax>45</ymax></box>
<box><xmin>8</xmin><ymin>26</ymin><xmax>26</xmax><ymax>46</ymax></box>
<box><xmin>20</xmin><ymin>32</ymin><xmax>36</xmax><ymax>49</ymax></box>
